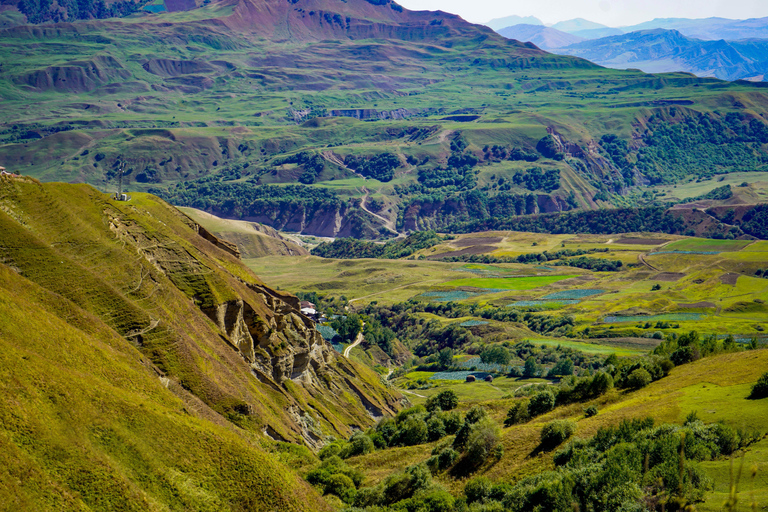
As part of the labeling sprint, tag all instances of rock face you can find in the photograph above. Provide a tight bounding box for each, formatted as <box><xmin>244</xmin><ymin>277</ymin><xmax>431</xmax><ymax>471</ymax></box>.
<box><xmin>0</xmin><ymin>178</ymin><xmax>400</xmax><ymax>449</ymax></box>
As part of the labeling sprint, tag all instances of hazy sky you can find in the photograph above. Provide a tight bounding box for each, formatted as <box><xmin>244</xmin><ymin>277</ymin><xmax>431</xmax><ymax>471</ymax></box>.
<box><xmin>395</xmin><ymin>0</ymin><xmax>768</xmax><ymax>27</ymax></box>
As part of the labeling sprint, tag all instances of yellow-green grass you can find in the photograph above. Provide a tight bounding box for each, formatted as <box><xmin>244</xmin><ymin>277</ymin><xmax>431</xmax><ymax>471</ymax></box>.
<box><xmin>397</xmin><ymin>376</ymin><xmax>549</xmax><ymax>408</ymax></box>
<box><xmin>0</xmin><ymin>263</ymin><xmax>330</xmax><ymax>511</ymax></box>
<box><xmin>663</xmin><ymin>239</ymin><xmax>755</xmax><ymax>252</ymax></box>
<box><xmin>526</xmin><ymin>338</ymin><xmax>648</xmax><ymax>357</ymax></box>
<box><xmin>650</xmin><ymin>171</ymin><xmax>768</xmax><ymax>200</ymax></box>
<box><xmin>698</xmin><ymin>440</ymin><xmax>768</xmax><ymax>512</ymax></box>
<box><xmin>404</xmin><ymin>371</ymin><xmax>436</xmax><ymax>381</ymax></box>
<box><xmin>441</xmin><ymin>275</ymin><xmax>577</xmax><ymax>291</ymax></box>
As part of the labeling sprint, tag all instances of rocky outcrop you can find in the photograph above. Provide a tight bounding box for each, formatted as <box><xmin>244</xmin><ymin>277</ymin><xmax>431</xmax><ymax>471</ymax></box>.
<box><xmin>102</xmin><ymin>197</ymin><xmax>399</xmax><ymax>448</ymax></box>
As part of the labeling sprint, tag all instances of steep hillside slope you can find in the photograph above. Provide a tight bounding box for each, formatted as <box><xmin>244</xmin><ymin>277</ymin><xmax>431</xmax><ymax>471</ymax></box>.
<box><xmin>0</xmin><ymin>176</ymin><xmax>401</xmax><ymax>453</ymax></box>
<box><xmin>0</xmin><ymin>261</ymin><xmax>333</xmax><ymax>511</ymax></box>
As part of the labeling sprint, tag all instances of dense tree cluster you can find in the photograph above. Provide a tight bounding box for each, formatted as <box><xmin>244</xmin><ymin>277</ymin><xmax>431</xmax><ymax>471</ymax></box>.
<box><xmin>512</xmin><ymin>167</ymin><xmax>561</xmax><ymax>192</ymax></box>
<box><xmin>311</xmin><ymin>230</ymin><xmax>443</xmax><ymax>259</ymax></box>
<box><xmin>274</xmin><ymin>151</ymin><xmax>325</xmax><ymax>184</ymax></box>
<box><xmin>344</xmin><ymin>152</ymin><xmax>400</xmax><ymax>182</ymax></box>
<box><xmin>447</xmin><ymin>205</ymin><xmax>686</xmax><ymax>236</ymax></box>
<box><xmin>601</xmin><ymin>113</ymin><xmax>768</xmax><ymax>187</ymax></box>
<box><xmin>482</xmin><ymin>144</ymin><xmax>540</xmax><ymax>163</ymax></box>
<box><xmin>552</xmin><ymin>256</ymin><xmax>623</xmax><ymax>272</ymax></box>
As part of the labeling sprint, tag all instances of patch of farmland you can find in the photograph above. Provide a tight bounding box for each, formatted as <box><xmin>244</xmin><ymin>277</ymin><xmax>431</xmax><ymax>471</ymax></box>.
<box><xmin>678</xmin><ymin>302</ymin><xmax>716</xmax><ymax>308</ymax></box>
<box><xmin>542</xmin><ymin>289</ymin><xmax>606</xmax><ymax>300</ymax></box>
<box><xmin>426</xmin><ymin>245</ymin><xmax>498</xmax><ymax>260</ymax></box>
<box><xmin>649</xmin><ymin>250</ymin><xmax>720</xmax><ymax>255</ymax></box>
<box><xmin>616</xmin><ymin>237</ymin><xmax>670</xmax><ymax>245</ymax></box>
<box><xmin>418</xmin><ymin>290</ymin><xmax>481</xmax><ymax>302</ymax></box>
<box><xmin>603</xmin><ymin>312</ymin><xmax>705</xmax><ymax>323</ymax></box>
<box><xmin>442</xmin><ymin>275</ymin><xmax>576</xmax><ymax>291</ymax></box>
<box><xmin>719</xmin><ymin>273</ymin><xmax>740</xmax><ymax>285</ymax></box>
<box><xmin>452</xmin><ymin>236</ymin><xmax>503</xmax><ymax>247</ymax></box>
<box><xmin>317</xmin><ymin>325</ymin><xmax>338</xmax><ymax>341</ymax></box>
<box><xmin>458</xmin><ymin>357</ymin><xmax>509</xmax><ymax>373</ymax></box>
<box><xmin>663</xmin><ymin>239</ymin><xmax>753</xmax><ymax>252</ymax></box>
<box><xmin>507</xmin><ymin>300</ymin><xmax>580</xmax><ymax>307</ymax></box>
<box><xmin>430</xmin><ymin>370</ymin><xmax>492</xmax><ymax>381</ymax></box>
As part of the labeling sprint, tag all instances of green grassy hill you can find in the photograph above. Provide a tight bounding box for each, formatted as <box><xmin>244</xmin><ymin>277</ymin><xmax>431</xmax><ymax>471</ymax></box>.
<box><xmin>0</xmin><ymin>176</ymin><xmax>401</xmax><ymax>508</ymax></box>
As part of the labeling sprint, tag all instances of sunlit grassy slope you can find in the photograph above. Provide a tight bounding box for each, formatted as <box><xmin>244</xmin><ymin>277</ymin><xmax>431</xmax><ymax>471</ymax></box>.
<box><xmin>0</xmin><ymin>177</ymin><xmax>404</xmax><ymax>509</ymax></box>
<box><xmin>0</xmin><ymin>254</ymin><xmax>330</xmax><ymax>511</ymax></box>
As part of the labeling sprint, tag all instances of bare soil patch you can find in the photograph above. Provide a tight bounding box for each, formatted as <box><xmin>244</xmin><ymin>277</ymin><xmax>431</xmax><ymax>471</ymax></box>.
<box><xmin>653</xmin><ymin>272</ymin><xmax>685</xmax><ymax>282</ymax></box>
<box><xmin>427</xmin><ymin>245</ymin><xmax>496</xmax><ymax>260</ymax></box>
<box><xmin>678</xmin><ymin>302</ymin><xmax>716</xmax><ymax>308</ymax></box>
<box><xmin>720</xmin><ymin>273</ymin><xmax>740</xmax><ymax>285</ymax></box>
<box><xmin>452</xmin><ymin>236</ymin><xmax>503</xmax><ymax>247</ymax></box>
<box><xmin>616</xmin><ymin>237</ymin><xmax>670</xmax><ymax>245</ymax></box>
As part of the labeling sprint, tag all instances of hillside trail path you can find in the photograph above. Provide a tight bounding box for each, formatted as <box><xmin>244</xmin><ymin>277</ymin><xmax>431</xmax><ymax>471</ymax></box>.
<box><xmin>343</xmin><ymin>330</ymin><xmax>364</xmax><ymax>358</ymax></box>
<box><xmin>637</xmin><ymin>239</ymin><xmax>675</xmax><ymax>272</ymax></box>
<box><xmin>359</xmin><ymin>187</ymin><xmax>401</xmax><ymax>237</ymax></box>
<box><xmin>400</xmin><ymin>389</ymin><xmax>427</xmax><ymax>399</ymax></box>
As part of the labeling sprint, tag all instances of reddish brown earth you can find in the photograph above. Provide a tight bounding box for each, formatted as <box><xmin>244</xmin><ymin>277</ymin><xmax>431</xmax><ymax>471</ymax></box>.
<box><xmin>452</xmin><ymin>236</ymin><xmax>503</xmax><ymax>247</ymax></box>
<box><xmin>616</xmin><ymin>237</ymin><xmax>671</xmax><ymax>245</ymax></box>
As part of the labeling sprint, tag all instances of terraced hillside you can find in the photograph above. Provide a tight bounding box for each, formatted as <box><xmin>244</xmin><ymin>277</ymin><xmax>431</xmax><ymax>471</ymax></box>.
<box><xmin>0</xmin><ymin>176</ymin><xmax>400</xmax><ymax>508</ymax></box>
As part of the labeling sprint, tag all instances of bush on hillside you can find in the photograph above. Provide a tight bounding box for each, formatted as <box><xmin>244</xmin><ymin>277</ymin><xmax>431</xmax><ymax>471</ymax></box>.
<box><xmin>528</xmin><ymin>390</ymin><xmax>556</xmax><ymax>416</ymax></box>
<box><xmin>425</xmin><ymin>389</ymin><xmax>459</xmax><ymax>411</ymax></box>
<box><xmin>540</xmin><ymin>420</ymin><xmax>577</xmax><ymax>449</ymax></box>
<box><xmin>626</xmin><ymin>368</ymin><xmax>652</xmax><ymax>390</ymax></box>
<box><xmin>750</xmin><ymin>372</ymin><xmax>768</xmax><ymax>399</ymax></box>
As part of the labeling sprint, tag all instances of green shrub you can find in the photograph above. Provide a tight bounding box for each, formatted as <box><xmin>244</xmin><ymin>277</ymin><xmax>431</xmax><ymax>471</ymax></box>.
<box><xmin>749</xmin><ymin>371</ymin><xmax>768</xmax><ymax>399</ymax></box>
<box><xmin>504</xmin><ymin>399</ymin><xmax>530</xmax><ymax>426</ymax></box>
<box><xmin>325</xmin><ymin>473</ymin><xmax>356</xmax><ymax>503</ymax></box>
<box><xmin>341</xmin><ymin>431</ymin><xmax>374</xmax><ymax>458</ymax></box>
<box><xmin>529</xmin><ymin>390</ymin><xmax>556</xmax><ymax>416</ymax></box>
<box><xmin>464</xmin><ymin>476</ymin><xmax>492</xmax><ymax>503</ymax></box>
<box><xmin>437</xmin><ymin>447</ymin><xmax>458</xmax><ymax>470</ymax></box>
<box><xmin>584</xmin><ymin>405</ymin><xmax>598</xmax><ymax>418</ymax></box>
<box><xmin>465</xmin><ymin>419</ymin><xmax>500</xmax><ymax>466</ymax></box>
<box><xmin>426</xmin><ymin>389</ymin><xmax>459</xmax><ymax>411</ymax></box>
<box><xmin>398</xmin><ymin>417</ymin><xmax>428</xmax><ymax>446</ymax></box>
<box><xmin>464</xmin><ymin>405</ymin><xmax>488</xmax><ymax>424</ymax></box>
<box><xmin>626</xmin><ymin>368</ymin><xmax>652</xmax><ymax>389</ymax></box>
<box><xmin>442</xmin><ymin>411</ymin><xmax>462</xmax><ymax>434</ymax></box>
<box><xmin>427</xmin><ymin>416</ymin><xmax>446</xmax><ymax>442</ymax></box>
<box><xmin>318</xmin><ymin>442</ymin><xmax>342</xmax><ymax>460</ymax></box>
<box><xmin>540</xmin><ymin>420</ymin><xmax>577</xmax><ymax>448</ymax></box>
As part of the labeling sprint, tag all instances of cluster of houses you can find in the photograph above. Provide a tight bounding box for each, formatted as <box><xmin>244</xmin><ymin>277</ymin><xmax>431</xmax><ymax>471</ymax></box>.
<box><xmin>0</xmin><ymin>166</ymin><xmax>19</xmax><ymax>178</ymax></box>
<box><xmin>299</xmin><ymin>300</ymin><xmax>326</xmax><ymax>323</ymax></box>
